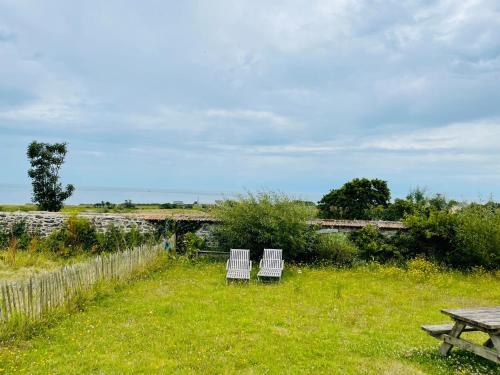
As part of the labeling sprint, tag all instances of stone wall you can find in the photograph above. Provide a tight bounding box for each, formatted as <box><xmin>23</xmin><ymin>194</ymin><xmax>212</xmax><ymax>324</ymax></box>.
<box><xmin>0</xmin><ymin>212</ymin><xmax>156</xmax><ymax>236</ymax></box>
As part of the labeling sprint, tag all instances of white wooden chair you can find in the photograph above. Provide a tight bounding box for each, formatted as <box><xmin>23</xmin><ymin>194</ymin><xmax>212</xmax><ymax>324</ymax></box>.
<box><xmin>226</xmin><ymin>249</ymin><xmax>252</xmax><ymax>282</ymax></box>
<box><xmin>257</xmin><ymin>248</ymin><xmax>284</xmax><ymax>281</ymax></box>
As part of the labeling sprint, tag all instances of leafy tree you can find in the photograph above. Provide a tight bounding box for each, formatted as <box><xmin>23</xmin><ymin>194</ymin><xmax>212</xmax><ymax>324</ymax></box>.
<box><xmin>27</xmin><ymin>141</ymin><xmax>75</xmax><ymax>212</ymax></box>
<box><xmin>318</xmin><ymin>178</ymin><xmax>390</xmax><ymax>219</ymax></box>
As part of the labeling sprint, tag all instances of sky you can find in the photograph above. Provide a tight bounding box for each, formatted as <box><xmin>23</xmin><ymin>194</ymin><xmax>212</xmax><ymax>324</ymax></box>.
<box><xmin>1</xmin><ymin>0</ymin><xmax>500</xmax><ymax>204</ymax></box>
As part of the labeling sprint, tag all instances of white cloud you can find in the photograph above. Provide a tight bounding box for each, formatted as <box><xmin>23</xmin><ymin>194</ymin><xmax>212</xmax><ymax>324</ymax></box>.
<box><xmin>204</xmin><ymin>109</ymin><xmax>292</xmax><ymax>127</ymax></box>
<box><xmin>362</xmin><ymin>120</ymin><xmax>500</xmax><ymax>151</ymax></box>
<box><xmin>0</xmin><ymin>95</ymin><xmax>83</xmax><ymax>123</ymax></box>
<box><xmin>1</xmin><ymin>0</ymin><xmax>500</xmax><ymax>201</ymax></box>
<box><xmin>203</xmin><ymin>119</ymin><xmax>500</xmax><ymax>161</ymax></box>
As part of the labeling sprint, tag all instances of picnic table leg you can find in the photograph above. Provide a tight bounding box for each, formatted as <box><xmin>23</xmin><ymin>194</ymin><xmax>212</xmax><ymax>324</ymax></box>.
<box><xmin>489</xmin><ymin>335</ymin><xmax>500</xmax><ymax>351</ymax></box>
<box><xmin>484</xmin><ymin>338</ymin><xmax>493</xmax><ymax>348</ymax></box>
<box><xmin>439</xmin><ymin>321</ymin><xmax>466</xmax><ymax>356</ymax></box>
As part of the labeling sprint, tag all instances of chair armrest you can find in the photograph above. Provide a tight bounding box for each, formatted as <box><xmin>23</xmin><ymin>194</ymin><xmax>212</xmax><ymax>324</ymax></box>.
<box><xmin>281</xmin><ymin>260</ymin><xmax>284</xmax><ymax>270</ymax></box>
<box><xmin>226</xmin><ymin>259</ymin><xmax>229</xmax><ymax>270</ymax></box>
<box><xmin>249</xmin><ymin>260</ymin><xmax>252</xmax><ymax>270</ymax></box>
<box><xmin>259</xmin><ymin>259</ymin><xmax>263</xmax><ymax>268</ymax></box>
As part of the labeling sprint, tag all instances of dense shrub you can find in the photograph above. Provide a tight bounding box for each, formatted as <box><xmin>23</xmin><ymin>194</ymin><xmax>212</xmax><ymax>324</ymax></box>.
<box><xmin>96</xmin><ymin>224</ymin><xmax>136</xmax><ymax>253</ymax></box>
<box><xmin>213</xmin><ymin>192</ymin><xmax>316</xmax><ymax>260</ymax></box>
<box><xmin>44</xmin><ymin>216</ymin><xmax>99</xmax><ymax>256</ymax></box>
<box><xmin>181</xmin><ymin>232</ymin><xmax>206</xmax><ymax>255</ymax></box>
<box><xmin>348</xmin><ymin>203</ymin><xmax>500</xmax><ymax>269</ymax></box>
<box><xmin>348</xmin><ymin>225</ymin><xmax>404</xmax><ymax>263</ymax></box>
<box><xmin>312</xmin><ymin>233</ymin><xmax>358</xmax><ymax>265</ymax></box>
<box><xmin>403</xmin><ymin>210</ymin><xmax>458</xmax><ymax>263</ymax></box>
<box><xmin>0</xmin><ymin>226</ymin><xmax>9</xmax><ymax>249</ymax></box>
<box><xmin>0</xmin><ymin>220</ymin><xmax>33</xmax><ymax>250</ymax></box>
<box><xmin>453</xmin><ymin>205</ymin><xmax>500</xmax><ymax>269</ymax></box>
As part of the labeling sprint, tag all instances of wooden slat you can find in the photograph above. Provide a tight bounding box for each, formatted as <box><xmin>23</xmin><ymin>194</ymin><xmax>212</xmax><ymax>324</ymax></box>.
<box><xmin>441</xmin><ymin>335</ymin><xmax>500</xmax><ymax>364</ymax></box>
<box><xmin>421</xmin><ymin>324</ymin><xmax>476</xmax><ymax>336</ymax></box>
<box><xmin>0</xmin><ymin>245</ymin><xmax>162</xmax><ymax>323</ymax></box>
<box><xmin>226</xmin><ymin>249</ymin><xmax>251</xmax><ymax>281</ymax></box>
<box><xmin>258</xmin><ymin>248</ymin><xmax>284</xmax><ymax>279</ymax></box>
<box><xmin>441</xmin><ymin>307</ymin><xmax>500</xmax><ymax>330</ymax></box>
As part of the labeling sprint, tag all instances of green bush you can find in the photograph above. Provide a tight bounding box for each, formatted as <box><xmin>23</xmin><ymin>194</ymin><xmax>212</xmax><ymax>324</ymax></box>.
<box><xmin>403</xmin><ymin>210</ymin><xmax>458</xmax><ymax>263</ymax></box>
<box><xmin>0</xmin><ymin>220</ymin><xmax>34</xmax><ymax>250</ymax></box>
<box><xmin>16</xmin><ymin>217</ymin><xmax>157</xmax><ymax>257</ymax></box>
<box><xmin>125</xmin><ymin>226</ymin><xmax>146</xmax><ymax>249</ymax></box>
<box><xmin>44</xmin><ymin>216</ymin><xmax>99</xmax><ymax>257</ymax></box>
<box><xmin>213</xmin><ymin>192</ymin><xmax>316</xmax><ymax>260</ymax></box>
<box><xmin>348</xmin><ymin>225</ymin><xmax>404</xmax><ymax>263</ymax></box>
<box><xmin>181</xmin><ymin>232</ymin><xmax>206</xmax><ymax>256</ymax></box>
<box><xmin>312</xmin><ymin>233</ymin><xmax>358</xmax><ymax>265</ymax></box>
<box><xmin>347</xmin><ymin>210</ymin><xmax>491</xmax><ymax>268</ymax></box>
<box><xmin>0</xmin><ymin>226</ymin><xmax>9</xmax><ymax>249</ymax></box>
<box><xmin>453</xmin><ymin>205</ymin><xmax>500</xmax><ymax>269</ymax></box>
<box><xmin>97</xmin><ymin>224</ymin><xmax>128</xmax><ymax>253</ymax></box>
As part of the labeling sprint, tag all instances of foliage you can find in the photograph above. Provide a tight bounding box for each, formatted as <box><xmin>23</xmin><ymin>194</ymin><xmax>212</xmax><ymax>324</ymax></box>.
<box><xmin>181</xmin><ymin>232</ymin><xmax>206</xmax><ymax>256</ymax></box>
<box><xmin>403</xmin><ymin>209</ymin><xmax>459</xmax><ymax>263</ymax></box>
<box><xmin>162</xmin><ymin>219</ymin><xmax>205</xmax><ymax>253</ymax></box>
<box><xmin>373</xmin><ymin>198</ymin><xmax>416</xmax><ymax>221</ymax></box>
<box><xmin>366</xmin><ymin>188</ymin><xmax>460</xmax><ymax>221</ymax></box>
<box><xmin>312</xmin><ymin>233</ymin><xmax>358</xmax><ymax>265</ymax></box>
<box><xmin>125</xmin><ymin>227</ymin><xmax>147</xmax><ymax>249</ymax></box>
<box><xmin>318</xmin><ymin>178</ymin><xmax>390</xmax><ymax>219</ymax></box>
<box><xmin>0</xmin><ymin>226</ymin><xmax>9</xmax><ymax>249</ymax></box>
<box><xmin>1</xmin><ymin>261</ymin><xmax>498</xmax><ymax>374</ymax></box>
<box><xmin>0</xmin><ymin>220</ymin><xmax>34</xmax><ymax>250</ymax></box>
<box><xmin>453</xmin><ymin>205</ymin><xmax>500</xmax><ymax>270</ymax></box>
<box><xmin>44</xmin><ymin>216</ymin><xmax>99</xmax><ymax>257</ymax></box>
<box><xmin>348</xmin><ymin>225</ymin><xmax>404</xmax><ymax>262</ymax></box>
<box><xmin>96</xmin><ymin>224</ymin><xmax>128</xmax><ymax>253</ymax></box>
<box><xmin>27</xmin><ymin>141</ymin><xmax>75</xmax><ymax>212</ymax></box>
<box><xmin>354</xmin><ymin>199</ymin><xmax>500</xmax><ymax>269</ymax></box>
<box><xmin>213</xmin><ymin>192</ymin><xmax>316</xmax><ymax>260</ymax></box>
<box><xmin>2</xmin><ymin>216</ymin><xmax>156</xmax><ymax>258</ymax></box>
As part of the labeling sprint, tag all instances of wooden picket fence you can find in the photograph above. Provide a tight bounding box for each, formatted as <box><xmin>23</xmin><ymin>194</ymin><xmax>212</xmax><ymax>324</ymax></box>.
<box><xmin>0</xmin><ymin>244</ymin><xmax>163</xmax><ymax>323</ymax></box>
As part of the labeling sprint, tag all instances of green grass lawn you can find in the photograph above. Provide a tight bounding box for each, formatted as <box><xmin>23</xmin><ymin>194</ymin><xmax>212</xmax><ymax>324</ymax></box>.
<box><xmin>0</xmin><ymin>260</ymin><xmax>499</xmax><ymax>374</ymax></box>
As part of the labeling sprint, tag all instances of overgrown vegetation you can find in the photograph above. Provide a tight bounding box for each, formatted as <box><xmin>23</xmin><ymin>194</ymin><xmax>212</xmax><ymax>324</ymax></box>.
<box><xmin>207</xmin><ymin>190</ymin><xmax>500</xmax><ymax>269</ymax></box>
<box><xmin>212</xmin><ymin>192</ymin><xmax>317</xmax><ymax>260</ymax></box>
<box><xmin>310</xmin><ymin>232</ymin><xmax>358</xmax><ymax>265</ymax></box>
<box><xmin>0</xmin><ymin>215</ymin><xmax>158</xmax><ymax>264</ymax></box>
<box><xmin>347</xmin><ymin>201</ymin><xmax>500</xmax><ymax>269</ymax></box>
<box><xmin>0</xmin><ymin>250</ymin><xmax>86</xmax><ymax>281</ymax></box>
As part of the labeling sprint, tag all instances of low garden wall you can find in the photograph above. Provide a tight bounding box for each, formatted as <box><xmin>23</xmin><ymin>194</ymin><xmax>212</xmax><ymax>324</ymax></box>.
<box><xmin>0</xmin><ymin>212</ymin><xmax>156</xmax><ymax>237</ymax></box>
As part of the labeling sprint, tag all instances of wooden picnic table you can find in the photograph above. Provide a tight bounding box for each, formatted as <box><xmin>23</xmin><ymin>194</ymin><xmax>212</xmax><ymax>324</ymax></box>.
<box><xmin>422</xmin><ymin>306</ymin><xmax>500</xmax><ymax>364</ymax></box>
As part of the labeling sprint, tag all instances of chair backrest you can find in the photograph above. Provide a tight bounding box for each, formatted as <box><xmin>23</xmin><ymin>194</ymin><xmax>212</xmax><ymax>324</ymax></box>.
<box><xmin>229</xmin><ymin>249</ymin><xmax>250</xmax><ymax>269</ymax></box>
<box><xmin>262</xmin><ymin>248</ymin><xmax>282</xmax><ymax>268</ymax></box>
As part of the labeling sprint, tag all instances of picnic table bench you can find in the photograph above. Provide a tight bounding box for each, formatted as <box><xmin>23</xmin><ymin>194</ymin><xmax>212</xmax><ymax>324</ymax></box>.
<box><xmin>422</xmin><ymin>306</ymin><xmax>500</xmax><ymax>364</ymax></box>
